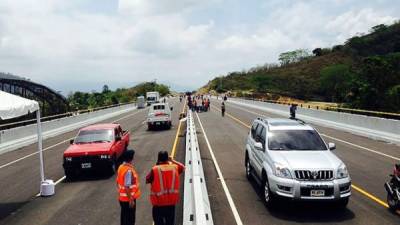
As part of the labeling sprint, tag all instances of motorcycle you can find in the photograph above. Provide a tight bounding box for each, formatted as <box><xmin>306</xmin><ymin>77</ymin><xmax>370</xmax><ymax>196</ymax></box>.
<box><xmin>384</xmin><ymin>164</ymin><xmax>400</xmax><ymax>211</ymax></box>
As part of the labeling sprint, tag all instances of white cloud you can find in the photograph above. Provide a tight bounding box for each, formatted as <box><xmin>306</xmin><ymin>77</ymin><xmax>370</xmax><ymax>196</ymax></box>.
<box><xmin>0</xmin><ymin>0</ymin><xmax>398</xmax><ymax>93</ymax></box>
<box><xmin>118</xmin><ymin>0</ymin><xmax>220</xmax><ymax>16</ymax></box>
<box><xmin>326</xmin><ymin>8</ymin><xmax>397</xmax><ymax>42</ymax></box>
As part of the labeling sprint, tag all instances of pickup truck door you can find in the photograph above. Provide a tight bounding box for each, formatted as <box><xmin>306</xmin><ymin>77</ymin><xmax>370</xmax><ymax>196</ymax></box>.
<box><xmin>113</xmin><ymin>128</ymin><xmax>123</xmax><ymax>157</ymax></box>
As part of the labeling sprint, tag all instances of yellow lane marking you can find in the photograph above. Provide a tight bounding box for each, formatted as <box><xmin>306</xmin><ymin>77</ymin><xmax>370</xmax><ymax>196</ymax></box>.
<box><xmin>170</xmin><ymin>99</ymin><xmax>186</xmax><ymax>158</ymax></box>
<box><xmin>211</xmin><ymin>103</ymin><xmax>393</xmax><ymax>211</ymax></box>
<box><xmin>351</xmin><ymin>184</ymin><xmax>388</xmax><ymax>208</ymax></box>
<box><xmin>152</xmin><ymin>99</ymin><xmax>186</xmax><ymax>225</ymax></box>
<box><xmin>211</xmin><ymin>104</ymin><xmax>250</xmax><ymax>128</ymax></box>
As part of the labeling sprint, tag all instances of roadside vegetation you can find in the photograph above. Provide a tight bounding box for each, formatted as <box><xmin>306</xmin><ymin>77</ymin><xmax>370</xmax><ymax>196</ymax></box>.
<box><xmin>68</xmin><ymin>82</ymin><xmax>170</xmax><ymax>110</ymax></box>
<box><xmin>203</xmin><ymin>22</ymin><xmax>400</xmax><ymax>112</ymax></box>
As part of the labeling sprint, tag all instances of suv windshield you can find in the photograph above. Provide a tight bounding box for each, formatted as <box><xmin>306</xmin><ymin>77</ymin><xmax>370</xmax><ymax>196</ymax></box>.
<box><xmin>75</xmin><ymin>129</ymin><xmax>113</xmax><ymax>143</ymax></box>
<box><xmin>268</xmin><ymin>130</ymin><xmax>327</xmax><ymax>150</ymax></box>
<box><xmin>147</xmin><ymin>97</ymin><xmax>156</xmax><ymax>101</ymax></box>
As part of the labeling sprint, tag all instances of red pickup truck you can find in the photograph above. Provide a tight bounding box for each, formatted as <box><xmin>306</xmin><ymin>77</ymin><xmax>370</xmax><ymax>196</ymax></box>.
<box><xmin>63</xmin><ymin>123</ymin><xmax>130</xmax><ymax>179</ymax></box>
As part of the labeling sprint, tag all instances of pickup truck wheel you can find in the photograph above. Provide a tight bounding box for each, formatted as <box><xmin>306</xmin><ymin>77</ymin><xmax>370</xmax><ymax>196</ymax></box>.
<box><xmin>65</xmin><ymin>169</ymin><xmax>76</xmax><ymax>181</ymax></box>
<box><xmin>245</xmin><ymin>155</ymin><xmax>253</xmax><ymax>181</ymax></box>
<box><xmin>148</xmin><ymin>124</ymin><xmax>152</xmax><ymax>131</ymax></box>
<box><xmin>262</xmin><ymin>177</ymin><xmax>275</xmax><ymax>208</ymax></box>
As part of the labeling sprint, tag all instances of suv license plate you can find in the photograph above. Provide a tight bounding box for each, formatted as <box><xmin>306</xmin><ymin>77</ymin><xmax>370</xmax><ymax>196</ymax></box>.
<box><xmin>81</xmin><ymin>163</ymin><xmax>91</xmax><ymax>169</ymax></box>
<box><xmin>156</xmin><ymin>122</ymin><xmax>160</xmax><ymax>125</ymax></box>
<box><xmin>310</xmin><ymin>190</ymin><xmax>325</xmax><ymax>197</ymax></box>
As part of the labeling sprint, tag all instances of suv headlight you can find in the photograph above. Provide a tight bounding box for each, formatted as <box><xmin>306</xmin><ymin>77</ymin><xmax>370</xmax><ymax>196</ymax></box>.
<box><xmin>274</xmin><ymin>163</ymin><xmax>292</xmax><ymax>179</ymax></box>
<box><xmin>337</xmin><ymin>163</ymin><xmax>349</xmax><ymax>179</ymax></box>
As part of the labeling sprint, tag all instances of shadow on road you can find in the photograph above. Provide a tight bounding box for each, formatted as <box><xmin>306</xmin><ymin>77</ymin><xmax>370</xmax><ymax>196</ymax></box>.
<box><xmin>248</xmin><ymin>178</ymin><xmax>356</xmax><ymax>223</ymax></box>
<box><xmin>64</xmin><ymin>170</ymin><xmax>114</xmax><ymax>183</ymax></box>
<box><xmin>0</xmin><ymin>201</ymin><xmax>29</xmax><ymax>221</ymax></box>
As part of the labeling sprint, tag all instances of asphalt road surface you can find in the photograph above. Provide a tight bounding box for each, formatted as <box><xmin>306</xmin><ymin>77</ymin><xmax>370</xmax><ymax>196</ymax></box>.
<box><xmin>1</xmin><ymin>96</ymin><xmax>399</xmax><ymax>225</ymax></box>
<box><xmin>0</xmin><ymin>98</ymin><xmax>186</xmax><ymax>225</ymax></box>
<box><xmin>194</xmin><ymin>98</ymin><xmax>399</xmax><ymax>225</ymax></box>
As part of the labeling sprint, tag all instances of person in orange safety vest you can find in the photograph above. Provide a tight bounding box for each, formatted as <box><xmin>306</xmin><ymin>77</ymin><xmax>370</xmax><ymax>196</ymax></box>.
<box><xmin>146</xmin><ymin>151</ymin><xmax>185</xmax><ymax>225</ymax></box>
<box><xmin>117</xmin><ymin>150</ymin><xmax>141</xmax><ymax>225</ymax></box>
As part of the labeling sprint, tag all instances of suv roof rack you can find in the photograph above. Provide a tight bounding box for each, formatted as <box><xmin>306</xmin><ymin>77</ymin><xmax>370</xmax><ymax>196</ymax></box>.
<box><xmin>256</xmin><ymin>117</ymin><xmax>268</xmax><ymax>124</ymax></box>
<box><xmin>289</xmin><ymin>117</ymin><xmax>307</xmax><ymax>125</ymax></box>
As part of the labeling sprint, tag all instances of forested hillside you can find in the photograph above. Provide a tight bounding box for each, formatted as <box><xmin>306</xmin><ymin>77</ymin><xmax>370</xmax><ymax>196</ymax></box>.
<box><xmin>203</xmin><ymin>22</ymin><xmax>400</xmax><ymax>112</ymax></box>
<box><xmin>68</xmin><ymin>82</ymin><xmax>170</xmax><ymax>110</ymax></box>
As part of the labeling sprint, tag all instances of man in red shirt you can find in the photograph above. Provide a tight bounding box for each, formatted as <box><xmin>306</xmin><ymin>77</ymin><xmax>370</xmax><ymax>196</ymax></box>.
<box><xmin>146</xmin><ymin>151</ymin><xmax>185</xmax><ymax>225</ymax></box>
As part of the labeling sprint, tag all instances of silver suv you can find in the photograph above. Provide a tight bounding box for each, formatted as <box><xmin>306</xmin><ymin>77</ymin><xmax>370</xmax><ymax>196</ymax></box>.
<box><xmin>245</xmin><ymin>118</ymin><xmax>351</xmax><ymax>208</ymax></box>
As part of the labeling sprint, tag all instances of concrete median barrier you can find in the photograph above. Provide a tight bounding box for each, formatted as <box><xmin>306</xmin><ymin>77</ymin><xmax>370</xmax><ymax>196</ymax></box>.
<box><xmin>0</xmin><ymin>103</ymin><xmax>137</xmax><ymax>154</ymax></box>
<box><xmin>225</xmin><ymin>97</ymin><xmax>400</xmax><ymax>145</ymax></box>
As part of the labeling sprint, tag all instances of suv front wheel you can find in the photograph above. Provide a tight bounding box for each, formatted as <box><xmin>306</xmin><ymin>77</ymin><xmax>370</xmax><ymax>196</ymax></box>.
<box><xmin>262</xmin><ymin>176</ymin><xmax>275</xmax><ymax>208</ymax></box>
<box><xmin>245</xmin><ymin>154</ymin><xmax>253</xmax><ymax>181</ymax></box>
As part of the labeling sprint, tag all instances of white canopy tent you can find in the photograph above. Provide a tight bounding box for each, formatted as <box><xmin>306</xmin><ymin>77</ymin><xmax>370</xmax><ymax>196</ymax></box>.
<box><xmin>0</xmin><ymin>90</ymin><xmax>54</xmax><ymax>196</ymax></box>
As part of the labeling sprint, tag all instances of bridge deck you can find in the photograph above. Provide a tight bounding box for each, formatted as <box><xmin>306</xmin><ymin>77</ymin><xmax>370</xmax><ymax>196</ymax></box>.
<box><xmin>0</xmin><ymin>97</ymin><xmax>399</xmax><ymax>225</ymax></box>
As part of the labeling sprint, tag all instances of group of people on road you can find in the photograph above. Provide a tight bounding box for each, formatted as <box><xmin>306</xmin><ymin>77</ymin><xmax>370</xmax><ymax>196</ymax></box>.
<box><xmin>187</xmin><ymin>95</ymin><xmax>211</xmax><ymax>112</ymax></box>
<box><xmin>117</xmin><ymin>150</ymin><xmax>185</xmax><ymax>225</ymax></box>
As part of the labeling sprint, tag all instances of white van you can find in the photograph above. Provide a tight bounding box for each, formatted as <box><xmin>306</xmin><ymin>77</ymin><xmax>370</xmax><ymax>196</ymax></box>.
<box><xmin>146</xmin><ymin>91</ymin><xmax>160</xmax><ymax>106</ymax></box>
<box><xmin>137</xmin><ymin>96</ymin><xmax>145</xmax><ymax>109</ymax></box>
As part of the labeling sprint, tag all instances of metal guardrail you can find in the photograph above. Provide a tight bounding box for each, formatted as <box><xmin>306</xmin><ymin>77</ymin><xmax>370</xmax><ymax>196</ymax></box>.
<box><xmin>183</xmin><ymin>111</ymin><xmax>214</xmax><ymax>225</ymax></box>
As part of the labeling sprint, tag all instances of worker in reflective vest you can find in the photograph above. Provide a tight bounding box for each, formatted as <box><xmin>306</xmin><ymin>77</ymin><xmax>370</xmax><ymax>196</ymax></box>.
<box><xmin>146</xmin><ymin>151</ymin><xmax>185</xmax><ymax>225</ymax></box>
<box><xmin>117</xmin><ymin>150</ymin><xmax>141</xmax><ymax>225</ymax></box>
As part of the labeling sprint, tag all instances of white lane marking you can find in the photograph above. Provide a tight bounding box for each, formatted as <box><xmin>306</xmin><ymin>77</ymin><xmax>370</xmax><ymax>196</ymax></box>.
<box><xmin>0</xmin><ymin>140</ymin><xmax>69</xmax><ymax>169</ymax></box>
<box><xmin>0</xmin><ymin>109</ymin><xmax>144</xmax><ymax>169</ymax></box>
<box><xmin>321</xmin><ymin>134</ymin><xmax>400</xmax><ymax>161</ymax></box>
<box><xmin>221</xmin><ymin>100</ymin><xmax>400</xmax><ymax>161</ymax></box>
<box><xmin>195</xmin><ymin>112</ymin><xmax>244</xmax><ymax>225</ymax></box>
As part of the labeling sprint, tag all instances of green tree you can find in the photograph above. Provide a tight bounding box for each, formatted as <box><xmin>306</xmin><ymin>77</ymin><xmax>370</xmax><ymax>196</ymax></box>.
<box><xmin>320</xmin><ymin>64</ymin><xmax>354</xmax><ymax>102</ymax></box>
<box><xmin>102</xmin><ymin>85</ymin><xmax>110</xmax><ymax>94</ymax></box>
<box><xmin>351</xmin><ymin>53</ymin><xmax>400</xmax><ymax>110</ymax></box>
<box><xmin>155</xmin><ymin>84</ymin><xmax>170</xmax><ymax>96</ymax></box>
<box><xmin>386</xmin><ymin>85</ymin><xmax>400</xmax><ymax>112</ymax></box>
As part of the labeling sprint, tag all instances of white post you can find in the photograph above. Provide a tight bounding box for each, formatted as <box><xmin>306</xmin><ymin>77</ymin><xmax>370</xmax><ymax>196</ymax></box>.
<box><xmin>36</xmin><ymin>110</ymin><xmax>45</xmax><ymax>183</ymax></box>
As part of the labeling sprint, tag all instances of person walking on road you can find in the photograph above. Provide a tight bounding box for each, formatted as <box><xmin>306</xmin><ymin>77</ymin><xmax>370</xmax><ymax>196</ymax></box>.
<box><xmin>117</xmin><ymin>150</ymin><xmax>141</xmax><ymax>225</ymax></box>
<box><xmin>221</xmin><ymin>102</ymin><xmax>225</xmax><ymax>117</ymax></box>
<box><xmin>146</xmin><ymin>151</ymin><xmax>185</xmax><ymax>225</ymax></box>
<box><xmin>290</xmin><ymin>104</ymin><xmax>297</xmax><ymax>119</ymax></box>
<box><xmin>193</xmin><ymin>99</ymin><xmax>197</xmax><ymax>112</ymax></box>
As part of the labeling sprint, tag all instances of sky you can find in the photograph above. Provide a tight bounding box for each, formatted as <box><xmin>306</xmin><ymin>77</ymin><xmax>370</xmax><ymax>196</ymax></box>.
<box><xmin>0</xmin><ymin>0</ymin><xmax>399</xmax><ymax>95</ymax></box>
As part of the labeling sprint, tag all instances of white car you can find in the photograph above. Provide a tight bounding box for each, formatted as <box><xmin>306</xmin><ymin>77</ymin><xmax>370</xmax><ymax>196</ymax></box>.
<box><xmin>147</xmin><ymin>103</ymin><xmax>172</xmax><ymax>130</ymax></box>
<box><xmin>245</xmin><ymin>118</ymin><xmax>351</xmax><ymax>208</ymax></box>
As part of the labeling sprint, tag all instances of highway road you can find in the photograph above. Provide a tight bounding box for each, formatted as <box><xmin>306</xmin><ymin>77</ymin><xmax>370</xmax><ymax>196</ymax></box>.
<box><xmin>0</xmin><ymin>98</ymin><xmax>186</xmax><ymax>225</ymax></box>
<box><xmin>1</xmin><ymin>96</ymin><xmax>399</xmax><ymax>225</ymax></box>
<box><xmin>194</xmin><ymin>98</ymin><xmax>399</xmax><ymax>225</ymax></box>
